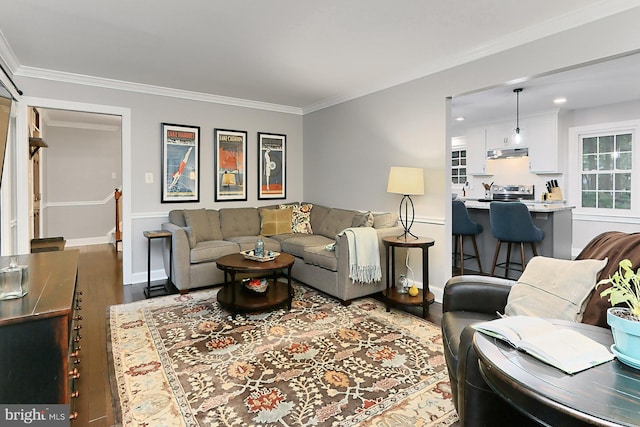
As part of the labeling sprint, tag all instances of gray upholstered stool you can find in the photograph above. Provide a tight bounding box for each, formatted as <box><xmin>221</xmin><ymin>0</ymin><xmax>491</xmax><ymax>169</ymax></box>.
<box><xmin>489</xmin><ymin>201</ymin><xmax>544</xmax><ymax>278</ymax></box>
<box><xmin>452</xmin><ymin>200</ymin><xmax>483</xmax><ymax>274</ymax></box>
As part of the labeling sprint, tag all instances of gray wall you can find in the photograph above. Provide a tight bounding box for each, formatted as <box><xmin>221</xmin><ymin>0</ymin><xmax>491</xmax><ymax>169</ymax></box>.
<box><xmin>14</xmin><ymin>84</ymin><xmax>303</xmax><ymax>283</ymax></box>
<box><xmin>10</xmin><ymin>7</ymin><xmax>640</xmax><ymax>291</ymax></box>
<box><xmin>42</xmin><ymin>124</ymin><xmax>121</xmax><ymax>243</ymax></box>
<box><xmin>303</xmin><ymin>8</ymin><xmax>640</xmax><ymax>299</ymax></box>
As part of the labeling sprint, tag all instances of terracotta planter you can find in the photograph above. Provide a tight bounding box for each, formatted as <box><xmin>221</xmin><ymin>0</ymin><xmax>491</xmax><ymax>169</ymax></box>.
<box><xmin>607</xmin><ymin>307</ymin><xmax>640</xmax><ymax>362</ymax></box>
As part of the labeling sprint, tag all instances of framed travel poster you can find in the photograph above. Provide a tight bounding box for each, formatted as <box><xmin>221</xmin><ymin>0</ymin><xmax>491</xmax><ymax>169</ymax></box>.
<box><xmin>214</xmin><ymin>128</ymin><xmax>247</xmax><ymax>201</ymax></box>
<box><xmin>161</xmin><ymin>123</ymin><xmax>199</xmax><ymax>203</ymax></box>
<box><xmin>258</xmin><ymin>132</ymin><xmax>286</xmax><ymax>200</ymax></box>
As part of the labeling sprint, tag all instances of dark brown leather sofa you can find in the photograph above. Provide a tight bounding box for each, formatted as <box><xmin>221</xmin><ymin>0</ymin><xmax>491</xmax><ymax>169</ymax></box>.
<box><xmin>441</xmin><ymin>231</ymin><xmax>640</xmax><ymax>426</ymax></box>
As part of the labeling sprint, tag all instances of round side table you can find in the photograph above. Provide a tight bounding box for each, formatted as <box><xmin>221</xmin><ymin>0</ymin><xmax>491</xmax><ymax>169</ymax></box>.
<box><xmin>382</xmin><ymin>236</ymin><xmax>435</xmax><ymax>318</ymax></box>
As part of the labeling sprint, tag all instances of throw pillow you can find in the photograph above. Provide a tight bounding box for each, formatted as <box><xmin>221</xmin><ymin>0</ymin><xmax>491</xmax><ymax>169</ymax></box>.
<box><xmin>260</xmin><ymin>208</ymin><xmax>293</xmax><ymax>236</ymax></box>
<box><xmin>183</xmin><ymin>209</ymin><xmax>216</xmax><ymax>245</ymax></box>
<box><xmin>352</xmin><ymin>211</ymin><xmax>374</xmax><ymax>227</ymax></box>
<box><xmin>504</xmin><ymin>256</ymin><xmax>608</xmax><ymax>322</ymax></box>
<box><xmin>280</xmin><ymin>203</ymin><xmax>313</xmax><ymax>234</ymax></box>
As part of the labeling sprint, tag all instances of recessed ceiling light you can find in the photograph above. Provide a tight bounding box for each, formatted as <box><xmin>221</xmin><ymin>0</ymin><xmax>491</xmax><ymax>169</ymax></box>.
<box><xmin>553</xmin><ymin>97</ymin><xmax>567</xmax><ymax>105</ymax></box>
<box><xmin>455</xmin><ymin>116</ymin><xmax>465</xmax><ymax>121</ymax></box>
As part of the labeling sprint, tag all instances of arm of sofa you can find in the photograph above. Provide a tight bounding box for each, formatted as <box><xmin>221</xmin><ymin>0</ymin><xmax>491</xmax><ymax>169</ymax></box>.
<box><xmin>161</xmin><ymin>222</ymin><xmax>191</xmax><ymax>290</ymax></box>
<box><xmin>335</xmin><ymin>225</ymin><xmax>405</xmax><ymax>288</ymax></box>
<box><xmin>442</xmin><ymin>275</ymin><xmax>515</xmax><ymax>315</ymax></box>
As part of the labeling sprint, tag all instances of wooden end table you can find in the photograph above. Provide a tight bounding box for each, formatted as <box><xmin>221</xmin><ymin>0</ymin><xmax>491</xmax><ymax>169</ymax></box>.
<box><xmin>382</xmin><ymin>236</ymin><xmax>435</xmax><ymax>318</ymax></box>
<box><xmin>216</xmin><ymin>252</ymin><xmax>295</xmax><ymax>318</ymax></box>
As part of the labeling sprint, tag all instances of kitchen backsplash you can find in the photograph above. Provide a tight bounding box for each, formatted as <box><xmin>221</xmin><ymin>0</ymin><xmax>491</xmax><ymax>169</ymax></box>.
<box><xmin>457</xmin><ymin>156</ymin><xmax>564</xmax><ymax>201</ymax></box>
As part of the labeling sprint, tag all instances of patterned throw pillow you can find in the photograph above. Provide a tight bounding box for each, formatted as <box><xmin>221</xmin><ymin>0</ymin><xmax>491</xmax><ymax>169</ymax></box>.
<box><xmin>280</xmin><ymin>203</ymin><xmax>313</xmax><ymax>234</ymax></box>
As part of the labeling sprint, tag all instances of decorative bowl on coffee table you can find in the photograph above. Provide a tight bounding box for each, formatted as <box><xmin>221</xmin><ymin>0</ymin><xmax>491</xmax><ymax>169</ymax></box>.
<box><xmin>240</xmin><ymin>250</ymin><xmax>279</xmax><ymax>262</ymax></box>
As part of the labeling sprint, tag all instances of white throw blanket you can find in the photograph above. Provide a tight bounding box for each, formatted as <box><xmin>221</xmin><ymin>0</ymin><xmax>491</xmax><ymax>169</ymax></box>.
<box><xmin>338</xmin><ymin>227</ymin><xmax>382</xmax><ymax>284</ymax></box>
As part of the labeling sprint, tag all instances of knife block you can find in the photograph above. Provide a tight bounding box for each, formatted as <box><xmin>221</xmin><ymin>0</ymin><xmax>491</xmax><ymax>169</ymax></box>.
<box><xmin>547</xmin><ymin>187</ymin><xmax>563</xmax><ymax>201</ymax></box>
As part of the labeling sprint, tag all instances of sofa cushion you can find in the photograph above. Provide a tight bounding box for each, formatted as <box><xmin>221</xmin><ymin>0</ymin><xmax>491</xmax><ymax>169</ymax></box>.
<box><xmin>220</xmin><ymin>208</ymin><xmax>261</xmax><ymax>238</ymax></box>
<box><xmin>169</xmin><ymin>210</ymin><xmax>187</xmax><ymax>227</ymax></box>
<box><xmin>260</xmin><ymin>208</ymin><xmax>293</xmax><ymax>236</ymax></box>
<box><xmin>280</xmin><ymin>203</ymin><xmax>313</xmax><ymax>234</ymax></box>
<box><xmin>183</xmin><ymin>209</ymin><xmax>222</xmax><ymax>244</ymax></box>
<box><xmin>352</xmin><ymin>211</ymin><xmax>374</xmax><ymax>227</ymax></box>
<box><xmin>315</xmin><ymin>208</ymin><xmax>356</xmax><ymax>238</ymax></box>
<box><xmin>372</xmin><ymin>212</ymin><xmax>397</xmax><ymax>229</ymax></box>
<box><xmin>308</xmin><ymin>203</ymin><xmax>331</xmax><ymax>233</ymax></box>
<box><xmin>504</xmin><ymin>256</ymin><xmax>608</xmax><ymax>322</ymax></box>
<box><xmin>280</xmin><ymin>235</ymin><xmax>335</xmax><ymax>258</ymax></box>
<box><xmin>190</xmin><ymin>240</ymin><xmax>239</xmax><ymax>264</ymax></box>
<box><xmin>225</xmin><ymin>236</ymin><xmax>280</xmax><ymax>253</ymax></box>
<box><xmin>303</xmin><ymin>246</ymin><xmax>338</xmax><ymax>271</ymax></box>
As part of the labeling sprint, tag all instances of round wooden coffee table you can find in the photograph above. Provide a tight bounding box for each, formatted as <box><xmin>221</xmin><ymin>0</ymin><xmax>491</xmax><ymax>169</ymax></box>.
<box><xmin>216</xmin><ymin>252</ymin><xmax>295</xmax><ymax>317</ymax></box>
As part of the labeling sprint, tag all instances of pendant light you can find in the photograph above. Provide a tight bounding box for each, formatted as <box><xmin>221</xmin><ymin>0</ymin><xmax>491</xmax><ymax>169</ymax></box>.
<box><xmin>513</xmin><ymin>88</ymin><xmax>523</xmax><ymax>144</ymax></box>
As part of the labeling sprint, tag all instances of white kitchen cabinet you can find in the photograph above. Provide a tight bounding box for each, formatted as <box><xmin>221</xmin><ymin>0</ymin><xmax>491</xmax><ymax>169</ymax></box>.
<box><xmin>525</xmin><ymin>113</ymin><xmax>559</xmax><ymax>173</ymax></box>
<box><xmin>465</xmin><ymin>126</ymin><xmax>489</xmax><ymax>175</ymax></box>
<box><xmin>485</xmin><ymin>120</ymin><xmax>517</xmax><ymax>149</ymax></box>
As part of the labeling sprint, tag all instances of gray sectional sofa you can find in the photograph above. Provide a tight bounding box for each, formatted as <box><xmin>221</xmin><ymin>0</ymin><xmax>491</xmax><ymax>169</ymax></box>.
<box><xmin>161</xmin><ymin>203</ymin><xmax>405</xmax><ymax>303</ymax></box>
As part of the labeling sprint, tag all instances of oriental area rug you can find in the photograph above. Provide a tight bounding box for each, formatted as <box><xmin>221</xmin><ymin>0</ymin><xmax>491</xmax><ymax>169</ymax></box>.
<box><xmin>107</xmin><ymin>283</ymin><xmax>458</xmax><ymax>426</ymax></box>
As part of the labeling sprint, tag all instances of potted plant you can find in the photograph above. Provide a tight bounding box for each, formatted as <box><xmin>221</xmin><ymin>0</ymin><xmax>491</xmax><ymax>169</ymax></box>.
<box><xmin>597</xmin><ymin>259</ymin><xmax>640</xmax><ymax>364</ymax></box>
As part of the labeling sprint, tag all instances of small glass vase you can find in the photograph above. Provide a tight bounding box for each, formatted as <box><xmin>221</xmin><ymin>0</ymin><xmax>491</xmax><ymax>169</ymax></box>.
<box><xmin>396</xmin><ymin>275</ymin><xmax>409</xmax><ymax>294</ymax></box>
<box><xmin>0</xmin><ymin>257</ymin><xmax>29</xmax><ymax>300</ymax></box>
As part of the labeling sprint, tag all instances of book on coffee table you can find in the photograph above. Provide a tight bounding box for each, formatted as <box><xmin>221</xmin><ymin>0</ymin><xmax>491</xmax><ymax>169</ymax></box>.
<box><xmin>473</xmin><ymin>315</ymin><xmax>614</xmax><ymax>374</ymax></box>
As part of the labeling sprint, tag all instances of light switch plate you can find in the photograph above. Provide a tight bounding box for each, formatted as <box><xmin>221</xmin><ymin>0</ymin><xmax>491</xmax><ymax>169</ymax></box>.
<box><xmin>145</xmin><ymin>172</ymin><xmax>154</xmax><ymax>184</ymax></box>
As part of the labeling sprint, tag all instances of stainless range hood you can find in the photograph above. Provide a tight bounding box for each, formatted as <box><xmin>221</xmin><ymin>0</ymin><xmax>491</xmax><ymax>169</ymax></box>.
<box><xmin>486</xmin><ymin>147</ymin><xmax>529</xmax><ymax>159</ymax></box>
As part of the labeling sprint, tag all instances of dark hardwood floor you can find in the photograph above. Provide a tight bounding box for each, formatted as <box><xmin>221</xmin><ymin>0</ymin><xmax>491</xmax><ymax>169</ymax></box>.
<box><xmin>74</xmin><ymin>243</ymin><xmax>445</xmax><ymax>426</ymax></box>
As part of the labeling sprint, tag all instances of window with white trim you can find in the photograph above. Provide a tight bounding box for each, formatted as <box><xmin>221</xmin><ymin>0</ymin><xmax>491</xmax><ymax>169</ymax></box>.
<box><xmin>451</xmin><ymin>148</ymin><xmax>466</xmax><ymax>185</ymax></box>
<box><xmin>570</xmin><ymin>120</ymin><xmax>639</xmax><ymax>216</ymax></box>
<box><xmin>581</xmin><ymin>132</ymin><xmax>632</xmax><ymax>209</ymax></box>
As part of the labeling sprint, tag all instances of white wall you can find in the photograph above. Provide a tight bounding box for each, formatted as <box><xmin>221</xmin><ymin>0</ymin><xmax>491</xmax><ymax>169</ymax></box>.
<box><xmin>42</xmin><ymin>123</ymin><xmax>121</xmax><ymax>244</ymax></box>
<box><xmin>303</xmin><ymin>8</ymin><xmax>640</xmax><ymax>301</ymax></box>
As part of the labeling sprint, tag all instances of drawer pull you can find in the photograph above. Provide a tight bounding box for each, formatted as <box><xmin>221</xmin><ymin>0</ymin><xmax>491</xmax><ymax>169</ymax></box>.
<box><xmin>70</xmin><ymin>391</ymin><xmax>79</xmax><ymax>398</ymax></box>
<box><xmin>73</xmin><ymin>335</ymin><xmax>82</xmax><ymax>342</ymax></box>
<box><xmin>69</xmin><ymin>411</ymin><xmax>78</xmax><ymax>421</ymax></box>
<box><xmin>68</xmin><ymin>368</ymin><xmax>80</xmax><ymax>379</ymax></box>
<box><xmin>73</xmin><ymin>325</ymin><xmax>82</xmax><ymax>331</ymax></box>
<box><xmin>74</xmin><ymin>315</ymin><xmax>83</xmax><ymax>321</ymax></box>
<box><xmin>70</xmin><ymin>350</ymin><xmax>80</xmax><ymax>358</ymax></box>
<box><xmin>73</xmin><ymin>358</ymin><xmax>81</xmax><ymax>365</ymax></box>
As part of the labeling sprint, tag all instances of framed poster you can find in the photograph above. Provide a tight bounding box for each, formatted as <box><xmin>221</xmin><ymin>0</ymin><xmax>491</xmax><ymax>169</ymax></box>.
<box><xmin>161</xmin><ymin>123</ymin><xmax>199</xmax><ymax>203</ymax></box>
<box><xmin>214</xmin><ymin>128</ymin><xmax>247</xmax><ymax>201</ymax></box>
<box><xmin>258</xmin><ymin>132</ymin><xmax>286</xmax><ymax>200</ymax></box>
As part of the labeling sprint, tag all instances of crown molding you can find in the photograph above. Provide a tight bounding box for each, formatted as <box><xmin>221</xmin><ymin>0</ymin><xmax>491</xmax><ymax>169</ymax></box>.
<box><xmin>15</xmin><ymin>66</ymin><xmax>304</xmax><ymax>116</ymax></box>
<box><xmin>4</xmin><ymin>0</ymin><xmax>640</xmax><ymax>115</ymax></box>
<box><xmin>40</xmin><ymin>109</ymin><xmax>120</xmax><ymax>131</ymax></box>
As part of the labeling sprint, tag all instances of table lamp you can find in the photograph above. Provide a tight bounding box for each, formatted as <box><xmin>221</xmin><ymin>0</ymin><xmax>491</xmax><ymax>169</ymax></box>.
<box><xmin>387</xmin><ymin>166</ymin><xmax>424</xmax><ymax>239</ymax></box>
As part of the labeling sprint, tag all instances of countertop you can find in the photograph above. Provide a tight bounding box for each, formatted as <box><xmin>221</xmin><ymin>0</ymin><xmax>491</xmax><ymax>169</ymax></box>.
<box><xmin>460</xmin><ymin>198</ymin><xmax>575</xmax><ymax>213</ymax></box>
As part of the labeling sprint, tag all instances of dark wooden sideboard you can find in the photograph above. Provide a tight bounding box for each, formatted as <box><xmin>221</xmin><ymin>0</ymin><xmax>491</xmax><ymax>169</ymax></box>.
<box><xmin>0</xmin><ymin>250</ymin><xmax>81</xmax><ymax>419</ymax></box>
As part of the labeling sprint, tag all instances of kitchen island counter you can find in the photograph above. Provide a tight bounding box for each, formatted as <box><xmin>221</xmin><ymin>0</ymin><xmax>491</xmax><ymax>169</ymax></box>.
<box><xmin>461</xmin><ymin>199</ymin><xmax>575</xmax><ymax>213</ymax></box>
<box><xmin>457</xmin><ymin>200</ymin><xmax>573</xmax><ymax>279</ymax></box>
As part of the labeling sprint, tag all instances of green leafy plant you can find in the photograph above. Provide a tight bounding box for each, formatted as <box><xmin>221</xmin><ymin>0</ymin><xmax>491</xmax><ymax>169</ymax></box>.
<box><xmin>597</xmin><ymin>259</ymin><xmax>640</xmax><ymax>319</ymax></box>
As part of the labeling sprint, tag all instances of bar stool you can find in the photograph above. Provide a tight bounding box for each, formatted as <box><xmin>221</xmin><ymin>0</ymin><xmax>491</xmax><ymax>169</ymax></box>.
<box><xmin>452</xmin><ymin>200</ymin><xmax>483</xmax><ymax>274</ymax></box>
<box><xmin>489</xmin><ymin>201</ymin><xmax>544</xmax><ymax>278</ymax></box>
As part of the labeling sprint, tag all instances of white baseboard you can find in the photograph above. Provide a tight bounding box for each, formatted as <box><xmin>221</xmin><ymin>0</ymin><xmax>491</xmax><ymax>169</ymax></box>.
<box><xmin>131</xmin><ymin>269</ymin><xmax>169</xmax><ymax>286</ymax></box>
<box><xmin>65</xmin><ymin>236</ymin><xmax>110</xmax><ymax>247</ymax></box>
